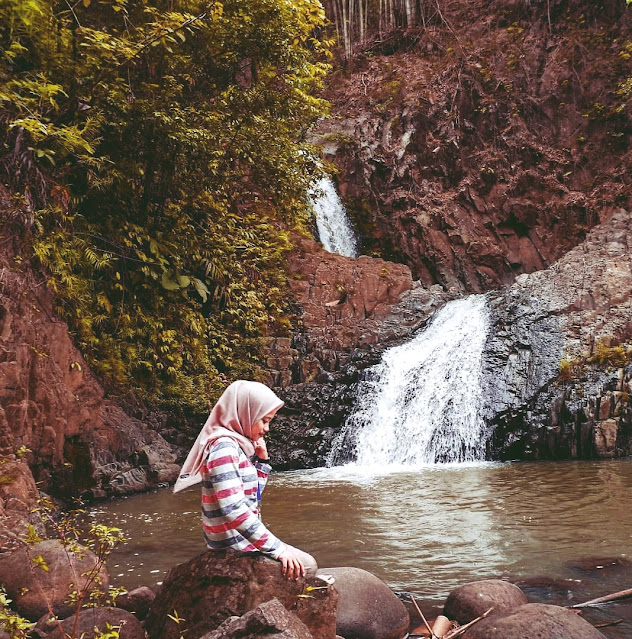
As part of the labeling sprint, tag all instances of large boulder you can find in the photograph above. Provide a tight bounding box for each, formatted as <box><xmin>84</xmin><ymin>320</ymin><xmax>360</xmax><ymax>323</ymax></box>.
<box><xmin>44</xmin><ymin>607</ymin><xmax>144</xmax><ymax>639</ymax></box>
<box><xmin>200</xmin><ymin>599</ymin><xmax>313</xmax><ymax>639</ymax></box>
<box><xmin>0</xmin><ymin>539</ymin><xmax>110</xmax><ymax>620</ymax></box>
<box><xmin>444</xmin><ymin>579</ymin><xmax>528</xmax><ymax>624</ymax></box>
<box><xmin>144</xmin><ymin>550</ymin><xmax>337</xmax><ymax>639</ymax></box>
<box><xmin>114</xmin><ymin>585</ymin><xmax>156</xmax><ymax>620</ymax></box>
<box><xmin>321</xmin><ymin>567</ymin><xmax>409</xmax><ymax>639</ymax></box>
<box><xmin>462</xmin><ymin>603</ymin><xmax>607</xmax><ymax>639</ymax></box>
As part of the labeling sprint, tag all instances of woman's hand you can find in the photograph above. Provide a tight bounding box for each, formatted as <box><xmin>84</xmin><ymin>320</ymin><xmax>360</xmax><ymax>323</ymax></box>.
<box><xmin>254</xmin><ymin>437</ymin><xmax>268</xmax><ymax>460</ymax></box>
<box><xmin>278</xmin><ymin>547</ymin><xmax>305</xmax><ymax>581</ymax></box>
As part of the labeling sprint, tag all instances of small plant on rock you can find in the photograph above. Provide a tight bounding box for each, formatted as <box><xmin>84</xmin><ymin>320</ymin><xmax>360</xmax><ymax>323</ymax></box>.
<box><xmin>3</xmin><ymin>496</ymin><xmax>130</xmax><ymax>639</ymax></box>
<box><xmin>557</xmin><ymin>358</ymin><xmax>584</xmax><ymax>383</ymax></box>
<box><xmin>0</xmin><ymin>590</ymin><xmax>32</xmax><ymax>639</ymax></box>
<box><xmin>589</xmin><ymin>340</ymin><xmax>630</xmax><ymax>368</ymax></box>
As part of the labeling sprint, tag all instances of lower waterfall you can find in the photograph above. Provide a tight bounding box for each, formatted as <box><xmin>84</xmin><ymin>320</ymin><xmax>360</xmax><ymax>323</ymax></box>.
<box><xmin>328</xmin><ymin>295</ymin><xmax>491</xmax><ymax>466</ymax></box>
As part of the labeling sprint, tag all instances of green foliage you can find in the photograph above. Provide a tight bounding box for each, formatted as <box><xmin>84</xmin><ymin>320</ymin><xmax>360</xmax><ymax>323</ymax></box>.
<box><xmin>0</xmin><ymin>589</ymin><xmax>33</xmax><ymax>639</ymax></box>
<box><xmin>0</xmin><ymin>473</ymin><xmax>17</xmax><ymax>486</ymax></box>
<box><xmin>558</xmin><ymin>339</ymin><xmax>631</xmax><ymax>385</ymax></box>
<box><xmin>0</xmin><ymin>0</ymin><xmax>331</xmax><ymax>410</ymax></box>
<box><xmin>30</xmin><ymin>497</ymin><xmax>129</xmax><ymax>612</ymax></box>
<box><xmin>167</xmin><ymin>609</ymin><xmax>187</xmax><ymax>639</ymax></box>
<box><xmin>94</xmin><ymin>622</ymin><xmax>121</xmax><ymax>639</ymax></box>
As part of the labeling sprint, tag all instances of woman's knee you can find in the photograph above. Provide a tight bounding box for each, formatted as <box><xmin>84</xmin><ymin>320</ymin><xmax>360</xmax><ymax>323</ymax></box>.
<box><xmin>285</xmin><ymin>545</ymin><xmax>318</xmax><ymax>577</ymax></box>
<box><xmin>302</xmin><ymin>552</ymin><xmax>318</xmax><ymax>578</ymax></box>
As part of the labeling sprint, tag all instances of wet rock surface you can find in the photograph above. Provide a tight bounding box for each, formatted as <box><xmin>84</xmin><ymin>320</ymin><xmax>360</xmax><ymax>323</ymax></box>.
<box><xmin>322</xmin><ymin>567</ymin><xmax>409</xmax><ymax>639</ymax></box>
<box><xmin>0</xmin><ymin>539</ymin><xmax>109</xmax><ymax>620</ymax></box>
<box><xmin>462</xmin><ymin>603</ymin><xmax>607</xmax><ymax>639</ymax></box>
<box><xmin>444</xmin><ymin>579</ymin><xmax>528</xmax><ymax>625</ymax></box>
<box><xmin>267</xmin><ymin>235</ymin><xmax>452</xmax><ymax>468</ymax></box>
<box><xmin>144</xmin><ymin>549</ymin><xmax>338</xmax><ymax>639</ymax></box>
<box><xmin>484</xmin><ymin>209</ymin><xmax>632</xmax><ymax>459</ymax></box>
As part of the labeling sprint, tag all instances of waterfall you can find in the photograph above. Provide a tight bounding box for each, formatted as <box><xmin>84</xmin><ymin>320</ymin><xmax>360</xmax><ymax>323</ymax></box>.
<box><xmin>328</xmin><ymin>295</ymin><xmax>491</xmax><ymax>467</ymax></box>
<box><xmin>309</xmin><ymin>176</ymin><xmax>358</xmax><ymax>258</ymax></box>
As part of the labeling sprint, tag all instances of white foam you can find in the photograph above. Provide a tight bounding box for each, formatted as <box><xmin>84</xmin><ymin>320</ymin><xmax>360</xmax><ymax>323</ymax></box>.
<box><xmin>309</xmin><ymin>176</ymin><xmax>358</xmax><ymax>258</ymax></box>
<box><xmin>329</xmin><ymin>296</ymin><xmax>491</xmax><ymax>467</ymax></box>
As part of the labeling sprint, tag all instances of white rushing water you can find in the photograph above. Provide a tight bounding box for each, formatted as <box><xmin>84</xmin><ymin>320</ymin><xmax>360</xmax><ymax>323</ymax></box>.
<box><xmin>309</xmin><ymin>176</ymin><xmax>358</xmax><ymax>258</ymax></box>
<box><xmin>329</xmin><ymin>295</ymin><xmax>491</xmax><ymax>467</ymax></box>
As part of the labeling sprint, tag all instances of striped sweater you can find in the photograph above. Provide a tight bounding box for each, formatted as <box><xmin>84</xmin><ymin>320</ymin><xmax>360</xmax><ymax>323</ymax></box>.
<box><xmin>201</xmin><ymin>437</ymin><xmax>286</xmax><ymax>559</ymax></box>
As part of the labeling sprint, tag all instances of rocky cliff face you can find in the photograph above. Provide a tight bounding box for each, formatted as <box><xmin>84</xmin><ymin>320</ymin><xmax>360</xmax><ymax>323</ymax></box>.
<box><xmin>266</xmin><ymin>235</ymin><xmax>452</xmax><ymax>468</ymax></box>
<box><xmin>270</xmin><ymin>207</ymin><xmax>632</xmax><ymax>467</ymax></box>
<box><xmin>483</xmin><ymin>207</ymin><xmax>632</xmax><ymax>459</ymax></box>
<box><xmin>0</xmin><ymin>214</ymin><xmax>181</xmax><ymax>531</ymax></box>
<box><xmin>318</xmin><ymin>0</ymin><xmax>631</xmax><ymax>293</ymax></box>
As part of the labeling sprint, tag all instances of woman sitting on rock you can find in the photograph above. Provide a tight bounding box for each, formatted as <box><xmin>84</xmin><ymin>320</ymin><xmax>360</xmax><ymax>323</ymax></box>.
<box><xmin>174</xmin><ymin>380</ymin><xmax>317</xmax><ymax>580</ymax></box>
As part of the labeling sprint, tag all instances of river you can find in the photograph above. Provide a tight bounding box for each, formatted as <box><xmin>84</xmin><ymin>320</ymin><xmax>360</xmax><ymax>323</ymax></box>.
<box><xmin>88</xmin><ymin>458</ymin><xmax>632</xmax><ymax>612</ymax></box>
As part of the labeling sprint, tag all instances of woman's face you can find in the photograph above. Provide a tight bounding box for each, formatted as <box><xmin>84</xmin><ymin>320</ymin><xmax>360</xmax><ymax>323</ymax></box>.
<box><xmin>250</xmin><ymin>407</ymin><xmax>279</xmax><ymax>441</ymax></box>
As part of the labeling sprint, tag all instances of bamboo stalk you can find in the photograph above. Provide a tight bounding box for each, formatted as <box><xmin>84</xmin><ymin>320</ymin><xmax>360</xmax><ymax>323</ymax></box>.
<box><xmin>410</xmin><ymin>596</ymin><xmax>437</xmax><ymax>639</ymax></box>
<box><xmin>571</xmin><ymin>587</ymin><xmax>632</xmax><ymax>608</ymax></box>
<box><xmin>442</xmin><ymin>608</ymin><xmax>494</xmax><ymax>639</ymax></box>
<box><xmin>594</xmin><ymin>619</ymin><xmax>623</xmax><ymax>628</ymax></box>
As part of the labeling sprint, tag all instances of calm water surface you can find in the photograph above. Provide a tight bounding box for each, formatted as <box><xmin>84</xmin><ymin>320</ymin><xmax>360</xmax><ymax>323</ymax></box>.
<box><xmin>88</xmin><ymin>460</ymin><xmax>632</xmax><ymax>602</ymax></box>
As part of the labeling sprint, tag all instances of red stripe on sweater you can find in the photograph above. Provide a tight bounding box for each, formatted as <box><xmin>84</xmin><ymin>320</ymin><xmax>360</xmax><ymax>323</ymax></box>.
<box><xmin>201</xmin><ymin>485</ymin><xmax>242</xmax><ymax>504</ymax></box>
<box><xmin>203</xmin><ymin>509</ymin><xmax>251</xmax><ymax>534</ymax></box>
<box><xmin>206</xmin><ymin>454</ymin><xmax>239</xmax><ymax>469</ymax></box>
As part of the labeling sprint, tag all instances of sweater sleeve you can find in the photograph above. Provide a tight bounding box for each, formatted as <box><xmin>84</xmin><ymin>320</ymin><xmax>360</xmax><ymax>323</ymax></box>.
<box><xmin>203</xmin><ymin>442</ymin><xmax>286</xmax><ymax>559</ymax></box>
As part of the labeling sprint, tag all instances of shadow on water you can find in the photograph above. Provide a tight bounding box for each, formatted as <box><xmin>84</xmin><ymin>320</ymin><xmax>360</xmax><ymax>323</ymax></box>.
<box><xmin>87</xmin><ymin>459</ymin><xmax>632</xmax><ymax>637</ymax></box>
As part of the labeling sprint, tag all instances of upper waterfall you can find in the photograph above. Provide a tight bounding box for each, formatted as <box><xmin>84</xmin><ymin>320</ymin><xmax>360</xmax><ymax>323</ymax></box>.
<box><xmin>309</xmin><ymin>176</ymin><xmax>358</xmax><ymax>258</ymax></box>
<box><xmin>328</xmin><ymin>295</ymin><xmax>491</xmax><ymax>467</ymax></box>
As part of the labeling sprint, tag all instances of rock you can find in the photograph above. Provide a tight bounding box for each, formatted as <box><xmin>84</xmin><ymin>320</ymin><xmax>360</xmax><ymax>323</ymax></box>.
<box><xmin>114</xmin><ymin>585</ymin><xmax>156</xmax><ymax>620</ymax></box>
<box><xmin>45</xmin><ymin>607</ymin><xmax>144</xmax><ymax>639</ymax></box>
<box><xmin>593</xmin><ymin>419</ymin><xmax>619</xmax><ymax>458</ymax></box>
<box><xmin>144</xmin><ymin>549</ymin><xmax>338</xmax><ymax>639</ymax></box>
<box><xmin>444</xmin><ymin>579</ymin><xmax>528</xmax><ymax>624</ymax></box>
<box><xmin>31</xmin><ymin>613</ymin><xmax>59</xmax><ymax>639</ymax></box>
<box><xmin>0</xmin><ymin>458</ymin><xmax>40</xmax><ymax>553</ymax></box>
<box><xmin>567</xmin><ymin>556</ymin><xmax>632</xmax><ymax>577</ymax></box>
<box><xmin>200</xmin><ymin>599</ymin><xmax>313</xmax><ymax>639</ymax></box>
<box><xmin>322</xmin><ymin>567</ymin><xmax>409</xmax><ymax>639</ymax></box>
<box><xmin>0</xmin><ymin>539</ymin><xmax>110</xmax><ymax>621</ymax></box>
<box><xmin>0</xmin><ymin>225</ymin><xmax>183</xmax><ymax>506</ymax></box>
<box><xmin>266</xmin><ymin>239</ymin><xmax>452</xmax><ymax>470</ymax></box>
<box><xmin>484</xmin><ymin>209</ymin><xmax>632</xmax><ymax>461</ymax></box>
<box><xmin>462</xmin><ymin>603</ymin><xmax>607</xmax><ymax>638</ymax></box>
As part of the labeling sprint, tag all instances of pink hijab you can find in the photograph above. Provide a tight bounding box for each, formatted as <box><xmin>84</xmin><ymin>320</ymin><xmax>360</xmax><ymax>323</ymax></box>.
<box><xmin>173</xmin><ymin>380</ymin><xmax>284</xmax><ymax>493</ymax></box>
